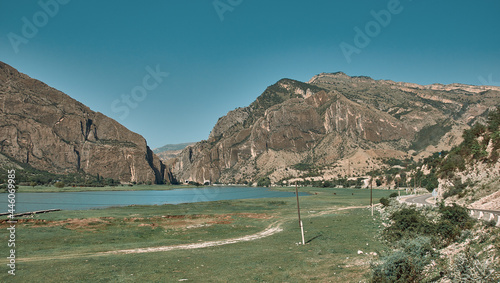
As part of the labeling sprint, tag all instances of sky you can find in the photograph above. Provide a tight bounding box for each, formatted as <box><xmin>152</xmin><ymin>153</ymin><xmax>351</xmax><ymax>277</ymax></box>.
<box><xmin>1</xmin><ymin>0</ymin><xmax>499</xmax><ymax>148</ymax></box>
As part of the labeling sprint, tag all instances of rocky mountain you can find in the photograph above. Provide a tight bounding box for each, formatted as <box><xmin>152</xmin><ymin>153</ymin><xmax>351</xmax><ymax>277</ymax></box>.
<box><xmin>0</xmin><ymin>61</ymin><xmax>165</xmax><ymax>184</ymax></box>
<box><xmin>171</xmin><ymin>72</ymin><xmax>500</xmax><ymax>184</ymax></box>
<box><xmin>153</xmin><ymin>142</ymin><xmax>196</xmax><ymax>161</ymax></box>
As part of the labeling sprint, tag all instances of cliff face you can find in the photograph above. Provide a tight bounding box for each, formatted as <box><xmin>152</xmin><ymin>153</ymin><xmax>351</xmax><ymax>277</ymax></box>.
<box><xmin>172</xmin><ymin>73</ymin><xmax>500</xmax><ymax>184</ymax></box>
<box><xmin>0</xmin><ymin>61</ymin><xmax>164</xmax><ymax>184</ymax></box>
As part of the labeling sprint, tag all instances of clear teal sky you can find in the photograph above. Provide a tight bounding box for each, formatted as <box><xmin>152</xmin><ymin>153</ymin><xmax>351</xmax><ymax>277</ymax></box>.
<box><xmin>1</xmin><ymin>0</ymin><xmax>499</xmax><ymax>148</ymax></box>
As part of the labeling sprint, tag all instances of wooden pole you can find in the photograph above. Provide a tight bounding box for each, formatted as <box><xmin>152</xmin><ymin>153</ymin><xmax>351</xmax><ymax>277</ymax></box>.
<box><xmin>370</xmin><ymin>174</ymin><xmax>373</xmax><ymax>217</ymax></box>
<box><xmin>296</xmin><ymin>183</ymin><xmax>305</xmax><ymax>245</ymax></box>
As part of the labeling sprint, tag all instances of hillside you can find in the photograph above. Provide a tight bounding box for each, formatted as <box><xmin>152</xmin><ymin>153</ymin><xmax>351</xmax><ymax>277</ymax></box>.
<box><xmin>170</xmin><ymin>73</ymin><xmax>500</xmax><ymax>184</ymax></box>
<box><xmin>434</xmin><ymin>108</ymin><xmax>500</xmax><ymax>209</ymax></box>
<box><xmin>0</xmin><ymin>61</ymin><xmax>166</xmax><ymax>184</ymax></box>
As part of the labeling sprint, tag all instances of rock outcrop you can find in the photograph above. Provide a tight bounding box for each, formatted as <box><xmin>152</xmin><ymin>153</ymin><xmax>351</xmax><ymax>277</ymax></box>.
<box><xmin>0</xmin><ymin>61</ymin><xmax>165</xmax><ymax>184</ymax></box>
<box><xmin>171</xmin><ymin>73</ymin><xmax>500</xmax><ymax>184</ymax></box>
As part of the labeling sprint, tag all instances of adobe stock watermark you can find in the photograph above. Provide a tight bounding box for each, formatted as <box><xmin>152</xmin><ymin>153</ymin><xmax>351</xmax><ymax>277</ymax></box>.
<box><xmin>213</xmin><ymin>0</ymin><xmax>243</xmax><ymax>22</ymax></box>
<box><xmin>192</xmin><ymin>186</ymin><xmax>221</xmax><ymax>203</ymax></box>
<box><xmin>478</xmin><ymin>74</ymin><xmax>500</xmax><ymax>86</ymax></box>
<box><xmin>339</xmin><ymin>0</ymin><xmax>409</xmax><ymax>64</ymax></box>
<box><xmin>7</xmin><ymin>0</ymin><xmax>70</xmax><ymax>54</ymax></box>
<box><xmin>6</xmin><ymin>169</ymin><xmax>17</xmax><ymax>276</ymax></box>
<box><xmin>111</xmin><ymin>65</ymin><xmax>169</xmax><ymax>120</ymax></box>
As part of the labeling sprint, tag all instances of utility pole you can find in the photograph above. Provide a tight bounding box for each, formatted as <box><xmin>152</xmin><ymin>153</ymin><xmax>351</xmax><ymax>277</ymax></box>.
<box><xmin>296</xmin><ymin>183</ymin><xmax>305</xmax><ymax>245</ymax></box>
<box><xmin>370</xmin><ymin>172</ymin><xmax>373</xmax><ymax>217</ymax></box>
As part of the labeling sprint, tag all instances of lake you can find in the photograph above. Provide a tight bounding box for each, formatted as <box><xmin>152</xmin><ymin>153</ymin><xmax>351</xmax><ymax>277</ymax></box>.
<box><xmin>1</xmin><ymin>187</ymin><xmax>308</xmax><ymax>213</ymax></box>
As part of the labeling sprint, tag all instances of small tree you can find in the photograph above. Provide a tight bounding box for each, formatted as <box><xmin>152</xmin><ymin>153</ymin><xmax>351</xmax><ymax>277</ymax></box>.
<box><xmin>54</xmin><ymin>182</ymin><xmax>65</xmax><ymax>188</ymax></box>
<box><xmin>257</xmin><ymin>177</ymin><xmax>271</xmax><ymax>187</ymax></box>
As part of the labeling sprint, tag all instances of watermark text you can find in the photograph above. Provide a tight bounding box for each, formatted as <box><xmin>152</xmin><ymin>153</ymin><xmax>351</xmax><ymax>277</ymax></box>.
<box><xmin>6</xmin><ymin>169</ymin><xmax>16</xmax><ymax>276</ymax></box>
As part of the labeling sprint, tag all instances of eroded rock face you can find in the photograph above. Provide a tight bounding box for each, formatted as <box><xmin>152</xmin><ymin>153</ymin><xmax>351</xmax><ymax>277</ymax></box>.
<box><xmin>172</xmin><ymin>73</ymin><xmax>499</xmax><ymax>184</ymax></box>
<box><xmin>0</xmin><ymin>61</ymin><xmax>164</xmax><ymax>184</ymax></box>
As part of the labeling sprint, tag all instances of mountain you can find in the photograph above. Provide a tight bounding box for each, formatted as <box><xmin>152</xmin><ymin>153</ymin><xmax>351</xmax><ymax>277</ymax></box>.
<box><xmin>0</xmin><ymin>61</ymin><xmax>165</xmax><ymax>184</ymax></box>
<box><xmin>170</xmin><ymin>72</ymin><xmax>500</xmax><ymax>184</ymax></box>
<box><xmin>153</xmin><ymin>142</ymin><xmax>196</xmax><ymax>161</ymax></box>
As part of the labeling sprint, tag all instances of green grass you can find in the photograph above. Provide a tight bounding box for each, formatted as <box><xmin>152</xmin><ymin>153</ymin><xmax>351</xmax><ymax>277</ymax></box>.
<box><xmin>0</xmin><ymin>187</ymin><xmax>397</xmax><ymax>282</ymax></box>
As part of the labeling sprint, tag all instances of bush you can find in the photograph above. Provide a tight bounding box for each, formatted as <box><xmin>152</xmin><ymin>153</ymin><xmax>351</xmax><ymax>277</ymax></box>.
<box><xmin>389</xmin><ymin>192</ymin><xmax>398</xmax><ymax>198</ymax></box>
<box><xmin>54</xmin><ymin>182</ymin><xmax>65</xmax><ymax>188</ymax></box>
<box><xmin>436</xmin><ymin>220</ymin><xmax>461</xmax><ymax>245</ymax></box>
<box><xmin>380</xmin><ymin>197</ymin><xmax>390</xmax><ymax>207</ymax></box>
<box><xmin>439</xmin><ymin>203</ymin><xmax>475</xmax><ymax>230</ymax></box>
<box><xmin>447</xmin><ymin>247</ymin><xmax>500</xmax><ymax>282</ymax></box>
<box><xmin>383</xmin><ymin>208</ymin><xmax>436</xmax><ymax>243</ymax></box>
<box><xmin>442</xmin><ymin>178</ymin><xmax>472</xmax><ymax>199</ymax></box>
<box><xmin>372</xmin><ymin>237</ymin><xmax>437</xmax><ymax>283</ymax></box>
<box><xmin>257</xmin><ymin>177</ymin><xmax>271</xmax><ymax>187</ymax></box>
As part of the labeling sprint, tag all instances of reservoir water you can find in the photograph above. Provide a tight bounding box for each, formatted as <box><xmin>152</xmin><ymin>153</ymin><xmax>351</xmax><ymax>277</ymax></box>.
<box><xmin>1</xmin><ymin>187</ymin><xmax>308</xmax><ymax>213</ymax></box>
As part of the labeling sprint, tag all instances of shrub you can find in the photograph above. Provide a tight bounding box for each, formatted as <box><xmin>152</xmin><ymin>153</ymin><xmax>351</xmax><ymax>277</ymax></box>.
<box><xmin>372</xmin><ymin>237</ymin><xmax>437</xmax><ymax>283</ymax></box>
<box><xmin>442</xmin><ymin>178</ymin><xmax>472</xmax><ymax>199</ymax></box>
<box><xmin>256</xmin><ymin>177</ymin><xmax>271</xmax><ymax>187</ymax></box>
<box><xmin>380</xmin><ymin>197</ymin><xmax>390</xmax><ymax>207</ymax></box>
<box><xmin>389</xmin><ymin>192</ymin><xmax>398</xmax><ymax>198</ymax></box>
<box><xmin>436</xmin><ymin>220</ymin><xmax>461</xmax><ymax>245</ymax></box>
<box><xmin>54</xmin><ymin>182</ymin><xmax>65</xmax><ymax>188</ymax></box>
<box><xmin>439</xmin><ymin>203</ymin><xmax>475</xmax><ymax>230</ymax></box>
<box><xmin>383</xmin><ymin>208</ymin><xmax>436</xmax><ymax>243</ymax></box>
<box><xmin>447</xmin><ymin>247</ymin><xmax>500</xmax><ymax>282</ymax></box>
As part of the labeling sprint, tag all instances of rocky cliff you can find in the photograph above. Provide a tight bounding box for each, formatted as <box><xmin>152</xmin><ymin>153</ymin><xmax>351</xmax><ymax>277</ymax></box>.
<box><xmin>171</xmin><ymin>73</ymin><xmax>500</xmax><ymax>184</ymax></box>
<box><xmin>0</xmin><ymin>61</ymin><xmax>165</xmax><ymax>184</ymax></box>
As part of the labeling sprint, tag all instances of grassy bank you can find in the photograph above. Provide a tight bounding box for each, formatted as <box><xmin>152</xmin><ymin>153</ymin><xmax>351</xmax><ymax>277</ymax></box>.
<box><xmin>1</xmin><ymin>187</ymin><xmax>399</xmax><ymax>282</ymax></box>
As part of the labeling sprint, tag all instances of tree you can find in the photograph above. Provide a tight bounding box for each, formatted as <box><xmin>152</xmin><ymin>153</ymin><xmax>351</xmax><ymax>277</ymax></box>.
<box><xmin>54</xmin><ymin>182</ymin><xmax>65</xmax><ymax>188</ymax></box>
<box><xmin>257</xmin><ymin>177</ymin><xmax>271</xmax><ymax>187</ymax></box>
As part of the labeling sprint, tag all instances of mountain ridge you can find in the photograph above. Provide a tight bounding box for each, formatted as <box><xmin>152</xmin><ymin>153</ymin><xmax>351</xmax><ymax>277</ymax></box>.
<box><xmin>170</xmin><ymin>72</ymin><xmax>500</xmax><ymax>185</ymax></box>
<box><xmin>0</xmin><ymin>61</ymin><xmax>167</xmax><ymax>184</ymax></box>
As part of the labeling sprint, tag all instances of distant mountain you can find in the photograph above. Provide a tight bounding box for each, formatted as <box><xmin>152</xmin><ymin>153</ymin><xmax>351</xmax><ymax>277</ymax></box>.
<box><xmin>153</xmin><ymin>142</ymin><xmax>196</xmax><ymax>153</ymax></box>
<box><xmin>153</xmin><ymin>142</ymin><xmax>196</xmax><ymax>161</ymax></box>
<box><xmin>0</xmin><ymin>61</ymin><xmax>167</xmax><ymax>184</ymax></box>
<box><xmin>170</xmin><ymin>72</ymin><xmax>500</xmax><ymax>184</ymax></box>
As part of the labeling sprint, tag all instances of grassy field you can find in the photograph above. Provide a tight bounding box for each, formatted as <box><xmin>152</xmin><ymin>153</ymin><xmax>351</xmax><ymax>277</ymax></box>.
<box><xmin>1</xmin><ymin>187</ymin><xmax>402</xmax><ymax>282</ymax></box>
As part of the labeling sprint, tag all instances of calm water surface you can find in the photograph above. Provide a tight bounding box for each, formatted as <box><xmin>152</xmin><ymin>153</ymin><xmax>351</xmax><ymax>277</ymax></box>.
<box><xmin>1</xmin><ymin>187</ymin><xmax>308</xmax><ymax>213</ymax></box>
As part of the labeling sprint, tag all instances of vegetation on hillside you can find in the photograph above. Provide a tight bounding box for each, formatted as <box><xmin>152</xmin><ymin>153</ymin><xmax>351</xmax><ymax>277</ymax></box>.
<box><xmin>0</xmin><ymin>158</ymin><xmax>121</xmax><ymax>190</ymax></box>
<box><xmin>372</xmin><ymin>200</ymin><xmax>499</xmax><ymax>282</ymax></box>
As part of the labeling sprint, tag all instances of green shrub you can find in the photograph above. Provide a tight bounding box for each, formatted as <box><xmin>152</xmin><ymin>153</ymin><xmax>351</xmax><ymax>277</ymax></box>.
<box><xmin>372</xmin><ymin>237</ymin><xmax>437</xmax><ymax>283</ymax></box>
<box><xmin>380</xmin><ymin>197</ymin><xmax>390</xmax><ymax>207</ymax></box>
<box><xmin>383</xmin><ymin>208</ymin><xmax>436</xmax><ymax>243</ymax></box>
<box><xmin>256</xmin><ymin>177</ymin><xmax>271</xmax><ymax>187</ymax></box>
<box><xmin>389</xmin><ymin>192</ymin><xmax>398</xmax><ymax>198</ymax></box>
<box><xmin>439</xmin><ymin>203</ymin><xmax>475</xmax><ymax>230</ymax></box>
<box><xmin>435</xmin><ymin>220</ymin><xmax>461</xmax><ymax>245</ymax></box>
<box><xmin>447</xmin><ymin>247</ymin><xmax>500</xmax><ymax>282</ymax></box>
<box><xmin>54</xmin><ymin>181</ymin><xmax>65</xmax><ymax>188</ymax></box>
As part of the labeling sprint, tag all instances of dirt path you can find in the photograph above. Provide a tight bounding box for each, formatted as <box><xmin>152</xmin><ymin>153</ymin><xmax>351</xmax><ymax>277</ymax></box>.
<box><xmin>18</xmin><ymin>222</ymin><xmax>283</xmax><ymax>262</ymax></box>
<box><xmin>101</xmin><ymin>221</ymin><xmax>283</xmax><ymax>255</ymax></box>
<box><xmin>19</xmin><ymin>205</ymin><xmax>370</xmax><ymax>262</ymax></box>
